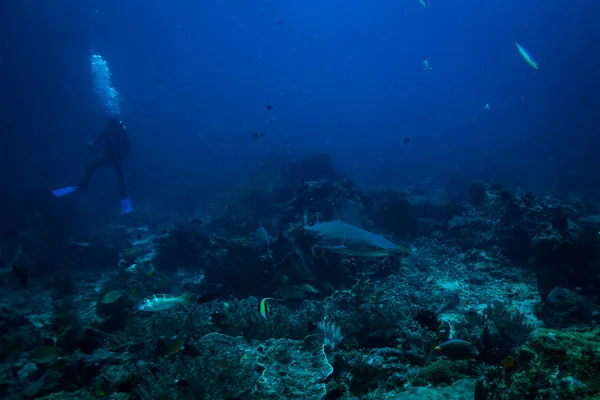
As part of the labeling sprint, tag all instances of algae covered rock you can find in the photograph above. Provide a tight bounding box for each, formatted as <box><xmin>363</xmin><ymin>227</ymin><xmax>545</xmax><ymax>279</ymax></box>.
<box><xmin>493</xmin><ymin>328</ymin><xmax>600</xmax><ymax>399</ymax></box>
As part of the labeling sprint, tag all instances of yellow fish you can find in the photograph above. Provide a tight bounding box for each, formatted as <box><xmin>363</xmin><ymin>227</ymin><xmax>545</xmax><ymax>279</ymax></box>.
<box><xmin>259</xmin><ymin>297</ymin><xmax>283</xmax><ymax>319</ymax></box>
<box><xmin>163</xmin><ymin>334</ymin><xmax>186</xmax><ymax>355</ymax></box>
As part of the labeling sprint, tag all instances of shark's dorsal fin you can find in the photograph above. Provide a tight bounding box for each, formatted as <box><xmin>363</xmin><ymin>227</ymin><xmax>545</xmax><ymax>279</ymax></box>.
<box><xmin>332</xmin><ymin>203</ymin><xmax>340</xmax><ymax>220</ymax></box>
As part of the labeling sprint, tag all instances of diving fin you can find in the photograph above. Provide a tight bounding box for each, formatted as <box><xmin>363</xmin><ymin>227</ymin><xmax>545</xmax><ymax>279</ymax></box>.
<box><xmin>120</xmin><ymin>197</ymin><xmax>134</xmax><ymax>215</ymax></box>
<box><xmin>51</xmin><ymin>186</ymin><xmax>78</xmax><ymax>198</ymax></box>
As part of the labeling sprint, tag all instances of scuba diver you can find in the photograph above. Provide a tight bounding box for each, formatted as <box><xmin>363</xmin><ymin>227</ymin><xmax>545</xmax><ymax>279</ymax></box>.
<box><xmin>51</xmin><ymin>117</ymin><xmax>133</xmax><ymax>215</ymax></box>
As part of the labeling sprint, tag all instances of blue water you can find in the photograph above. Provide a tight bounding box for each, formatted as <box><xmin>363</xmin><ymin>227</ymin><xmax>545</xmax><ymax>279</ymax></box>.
<box><xmin>1</xmin><ymin>0</ymin><xmax>599</xmax><ymax>204</ymax></box>
<box><xmin>2</xmin><ymin>3</ymin><xmax>600</xmax><ymax>397</ymax></box>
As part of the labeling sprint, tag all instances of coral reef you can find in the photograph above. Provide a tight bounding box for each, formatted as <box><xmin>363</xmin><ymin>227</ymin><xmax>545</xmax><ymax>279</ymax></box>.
<box><xmin>454</xmin><ymin>301</ymin><xmax>535</xmax><ymax>364</ymax></box>
<box><xmin>485</xmin><ymin>328</ymin><xmax>600</xmax><ymax>399</ymax></box>
<box><xmin>133</xmin><ymin>332</ymin><xmax>333</xmax><ymax>400</ymax></box>
<box><xmin>2</xmin><ymin>172</ymin><xmax>600</xmax><ymax>399</ymax></box>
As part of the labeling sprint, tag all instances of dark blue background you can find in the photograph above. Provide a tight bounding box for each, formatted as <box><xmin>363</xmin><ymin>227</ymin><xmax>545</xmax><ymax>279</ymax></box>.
<box><xmin>1</xmin><ymin>0</ymin><xmax>599</xmax><ymax>207</ymax></box>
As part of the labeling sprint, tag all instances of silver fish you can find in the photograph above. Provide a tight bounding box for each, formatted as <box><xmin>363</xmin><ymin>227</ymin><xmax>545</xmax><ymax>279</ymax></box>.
<box><xmin>138</xmin><ymin>294</ymin><xmax>189</xmax><ymax>312</ymax></box>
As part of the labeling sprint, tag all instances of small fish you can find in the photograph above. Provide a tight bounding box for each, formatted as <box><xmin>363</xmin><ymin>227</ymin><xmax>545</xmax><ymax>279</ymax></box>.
<box><xmin>302</xmin><ymin>283</ymin><xmax>319</xmax><ymax>294</ymax></box>
<box><xmin>251</xmin><ymin>131</ymin><xmax>264</xmax><ymax>139</ymax></box>
<box><xmin>422</xmin><ymin>57</ymin><xmax>433</xmax><ymax>71</ymax></box>
<box><xmin>143</xmin><ymin>263</ymin><xmax>156</xmax><ymax>277</ymax></box>
<box><xmin>138</xmin><ymin>294</ymin><xmax>189</xmax><ymax>312</ymax></box>
<box><xmin>158</xmin><ymin>334</ymin><xmax>186</xmax><ymax>356</ymax></box>
<box><xmin>434</xmin><ymin>339</ymin><xmax>479</xmax><ymax>360</ymax></box>
<box><xmin>502</xmin><ymin>355</ymin><xmax>517</xmax><ymax>370</ymax></box>
<box><xmin>174</xmin><ymin>378</ymin><xmax>189</xmax><ymax>387</ymax></box>
<box><xmin>68</xmin><ymin>241</ymin><xmax>90</xmax><ymax>247</ymax></box>
<box><xmin>484</xmin><ymin>103</ymin><xmax>491</xmax><ymax>110</ymax></box>
<box><xmin>418</xmin><ymin>0</ymin><xmax>429</xmax><ymax>8</ymax></box>
<box><xmin>514</xmin><ymin>40</ymin><xmax>539</xmax><ymax>70</ymax></box>
<box><xmin>259</xmin><ymin>297</ymin><xmax>283</xmax><ymax>319</ymax></box>
<box><xmin>265</xmin><ymin>104</ymin><xmax>272</xmax><ymax>111</ymax></box>
<box><xmin>189</xmin><ymin>215</ymin><xmax>212</xmax><ymax>225</ymax></box>
<box><xmin>31</xmin><ymin>346</ymin><xmax>59</xmax><ymax>364</ymax></box>
<box><xmin>101</xmin><ymin>290</ymin><xmax>123</xmax><ymax>304</ymax></box>
<box><xmin>402</xmin><ymin>137</ymin><xmax>411</xmax><ymax>145</ymax></box>
<box><xmin>254</xmin><ymin>223</ymin><xmax>270</xmax><ymax>249</ymax></box>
